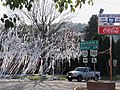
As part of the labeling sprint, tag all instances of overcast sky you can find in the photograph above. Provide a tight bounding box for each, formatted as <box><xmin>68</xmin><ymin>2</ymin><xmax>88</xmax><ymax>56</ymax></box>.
<box><xmin>71</xmin><ymin>0</ymin><xmax>120</xmax><ymax>24</ymax></box>
<box><xmin>0</xmin><ymin>0</ymin><xmax>120</xmax><ymax>24</ymax></box>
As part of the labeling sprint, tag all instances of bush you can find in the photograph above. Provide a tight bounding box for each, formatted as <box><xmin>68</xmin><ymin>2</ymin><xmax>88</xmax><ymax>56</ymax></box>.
<box><xmin>26</xmin><ymin>75</ymin><xmax>40</xmax><ymax>80</ymax></box>
<box><xmin>101</xmin><ymin>75</ymin><xmax>120</xmax><ymax>81</ymax></box>
<box><xmin>58</xmin><ymin>75</ymin><xmax>66</xmax><ymax>80</ymax></box>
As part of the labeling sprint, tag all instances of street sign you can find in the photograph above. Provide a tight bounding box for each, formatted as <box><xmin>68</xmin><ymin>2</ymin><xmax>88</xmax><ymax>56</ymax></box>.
<box><xmin>98</xmin><ymin>26</ymin><xmax>120</xmax><ymax>34</ymax></box>
<box><xmin>113</xmin><ymin>60</ymin><xmax>117</xmax><ymax>67</ymax></box>
<box><xmin>81</xmin><ymin>50</ymin><xmax>88</xmax><ymax>57</ymax></box>
<box><xmin>90</xmin><ymin>50</ymin><xmax>98</xmax><ymax>57</ymax></box>
<box><xmin>80</xmin><ymin>40</ymin><xmax>98</xmax><ymax>50</ymax></box>
<box><xmin>83</xmin><ymin>58</ymin><xmax>88</xmax><ymax>63</ymax></box>
<box><xmin>91</xmin><ymin>58</ymin><xmax>97</xmax><ymax>63</ymax></box>
<box><xmin>80</xmin><ymin>46</ymin><xmax>98</xmax><ymax>50</ymax></box>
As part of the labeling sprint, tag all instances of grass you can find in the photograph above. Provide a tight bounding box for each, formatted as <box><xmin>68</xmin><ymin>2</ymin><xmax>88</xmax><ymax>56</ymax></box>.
<box><xmin>101</xmin><ymin>75</ymin><xmax>120</xmax><ymax>81</ymax></box>
<box><xmin>25</xmin><ymin>74</ymin><xmax>67</xmax><ymax>81</ymax></box>
<box><xmin>58</xmin><ymin>75</ymin><xmax>67</xmax><ymax>80</ymax></box>
<box><xmin>26</xmin><ymin>75</ymin><xmax>40</xmax><ymax>80</ymax></box>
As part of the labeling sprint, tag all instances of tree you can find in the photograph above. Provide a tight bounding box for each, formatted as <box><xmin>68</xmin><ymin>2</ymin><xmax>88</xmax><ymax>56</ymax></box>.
<box><xmin>1</xmin><ymin>0</ymin><xmax>34</xmax><ymax>11</ymax></box>
<box><xmin>1</xmin><ymin>0</ymin><xmax>93</xmax><ymax>13</ymax></box>
<box><xmin>1</xmin><ymin>0</ymin><xmax>93</xmax><ymax>29</ymax></box>
<box><xmin>84</xmin><ymin>15</ymin><xmax>98</xmax><ymax>40</ymax></box>
<box><xmin>54</xmin><ymin>0</ymin><xmax>94</xmax><ymax>13</ymax></box>
<box><xmin>115</xmin><ymin>39</ymin><xmax>120</xmax><ymax>74</ymax></box>
<box><xmin>0</xmin><ymin>21</ymin><xmax>82</xmax><ymax>75</ymax></box>
<box><xmin>92</xmin><ymin>34</ymin><xmax>110</xmax><ymax>76</ymax></box>
<box><xmin>20</xmin><ymin>0</ymin><xmax>72</xmax><ymax>39</ymax></box>
<box><xmin>0</xmin><ymin>0</ymin><xmax>93</xmax><ymax>75</ymax></box>
<box><xmin>18</xmin><ymin>0</ymin><xmax>75</xmax><ymax>60</ymax></box>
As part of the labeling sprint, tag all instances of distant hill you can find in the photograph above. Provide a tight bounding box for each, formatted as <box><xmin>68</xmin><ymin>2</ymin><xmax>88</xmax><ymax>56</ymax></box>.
<box><xmin>56</xmin><ymin>22</ymin><xmax>87</xmax><ymax>33</ymax></box>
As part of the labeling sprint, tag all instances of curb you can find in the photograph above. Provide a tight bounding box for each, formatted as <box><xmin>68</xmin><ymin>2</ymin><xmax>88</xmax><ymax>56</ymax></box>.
<box><xmin>73</xmin><ymin>87</ymin><xmax>77</xmax><ymax>90</ymax></box>
<box><xmin>73</xmin><ymin>87</ymin><xmax>87</xmax><ymax>90</ymax></box>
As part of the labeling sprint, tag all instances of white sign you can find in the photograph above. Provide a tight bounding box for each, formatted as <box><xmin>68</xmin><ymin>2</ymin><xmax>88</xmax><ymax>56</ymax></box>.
<box><xmin>91</xmin><ymin>58</ymin><xmax>97</xmax><ymax>63</ymax></box>
<box><xmin>98</xmin><ymin>14</ymin><xmax>120</xmax><ymax>26</ymax></box>
<box><xmin>81</xmin><ymin>50</ymin><xmax>88</xmax><ymax>57</ymax></box>
<box><xmin>83</xmin><ymin>58</ymin><xmax>88</xmax><ymax>63</ymax></box>
<box><xmin>113</xmin><ymin>60</ymin><xmax>117</xmax><ymax>66</ymax></box>
<box><xmin>90</xmin><ymin>50</ymin><xmax>98</xmax><ymax>57</ymax></box>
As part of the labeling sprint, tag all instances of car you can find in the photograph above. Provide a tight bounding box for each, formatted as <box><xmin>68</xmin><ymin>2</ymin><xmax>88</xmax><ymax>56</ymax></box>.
<box><xmin>66</xmin><ymin>67</ymin><xmax>100</xmax><ymax>82</ymax></box>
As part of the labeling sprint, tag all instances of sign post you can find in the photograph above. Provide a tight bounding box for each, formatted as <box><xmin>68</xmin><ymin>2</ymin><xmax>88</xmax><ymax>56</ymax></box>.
<box><xmin>110</xmin><ymin>35</ymin><xmax>113</xmax><ymax>81</ymax></box>
<box><xmin>80</xmin><ymin>40</ymin><xmax>99</xmax><ymax>81</ymax></box>
<box><xmin>113</xmin><ymin>60</ymin><xmax>117</xmax><ymax>77</ymax></box>
<box><xmin>98</xmin><ymin>14</ymin><xmax>120</xmax><ymax>81</ymax></box>
<box><xmin>91</xmin><ymin>57</ymin><xmax>97</xmax><ymax>79</ymax></box>
<box><xmin>83</xmin><ymin>57</ymin><xmax>88</xmax><ymax>81</ymax></box>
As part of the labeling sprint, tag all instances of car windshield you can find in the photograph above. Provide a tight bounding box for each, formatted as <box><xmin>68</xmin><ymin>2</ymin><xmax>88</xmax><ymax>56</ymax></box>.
<box><xmin>75</xmin><ymin>68</ymin><xmax>85</xmax><ymax>71</ymax></box>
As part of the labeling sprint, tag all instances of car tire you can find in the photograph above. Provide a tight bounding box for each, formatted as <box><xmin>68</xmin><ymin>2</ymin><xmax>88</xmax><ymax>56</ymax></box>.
<box><xmin>85</xmin><ymin>78</ymin><xmax>89</xmax><ymax>82</ymax></box>
<box><xmin>94</xmin><ymin>75</ymin><xmax>99</xmax><ymax>81</ymax></box>
<box><xmin>77</xmin><ymin>75</ymin><xmax>82</xmax><ymax>82</ymax></box>
<box><xmin>68</xmin><ymin>78</ymin><xmax>72</xmax><ymax>82</ymax></box>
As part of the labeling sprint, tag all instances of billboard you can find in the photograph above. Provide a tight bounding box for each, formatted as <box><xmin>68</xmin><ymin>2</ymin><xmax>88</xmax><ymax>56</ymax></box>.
<box><xmin>98</xmin><ymin>14</ymin><xmax>120</xmax><ymax>34</ymax></box>
<box><xmin>98</xmin><ymin>26</ymin><xmax>120</xmax><ymax>34</ymax></box>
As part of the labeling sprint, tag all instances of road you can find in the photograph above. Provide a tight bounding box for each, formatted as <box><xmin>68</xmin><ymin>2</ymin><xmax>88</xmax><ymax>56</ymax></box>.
<box><xmin>0</xmin><ymin>79</ymin><xmax>120</xmax><ymax>90</ymax></box>
<box><xmin>0</xmin><ymin>79</ymin><xmax>86</xmax><ymax>90</ymax></box>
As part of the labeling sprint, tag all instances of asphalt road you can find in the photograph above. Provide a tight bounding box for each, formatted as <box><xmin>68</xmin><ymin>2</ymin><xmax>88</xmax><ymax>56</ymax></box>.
<box><xmin>0</xmin><ymin>79</ymin><xmax>120</xmax><ymax>90</ymax></box>
<box><xmin>0</xmin><ymin>79</ymin><xmax>86</xmax><ymax>90</ymax></box>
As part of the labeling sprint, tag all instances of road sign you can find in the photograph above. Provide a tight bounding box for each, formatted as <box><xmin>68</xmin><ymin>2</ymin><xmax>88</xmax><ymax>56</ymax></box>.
<box><xmin>91</xmin><ymin>58</ymin><xmax>97</xmax><ymax>63</ymax></box>
<box><xmin>80</xmin><ymin>46</ymin><xmax>98</xmax><ymax>50</ymax></box>
<box><xmin>80</xmin><ymin>40</ymin><xmax>98</xmax><ymax>50</ymax></box>
<box><xmin>113</xmin><ymin>60</ymin><xmax>117</xmax><ymax>67</ymax></box>
<box><xmin>98</xmin><ymin>26</ymin><xmax>120</xmax><ymax>34</ymax></box>
<box><xmin>83</xmin><ymin>58</ymin><xmax>88</xmax><ymax>63</ymax></box>
<box><xmin>81</xmin><ymin>50</ymin><xmax>88</xmax><ymax>57</ymax></box>
<box><xmin>90</xmin><ymin>50</ymin><xmax>98</xmax><ymax>57</ymax></box>
<box><xmin>98</xmin><ymin>14</ymin><xmax>120</xmax><ymax>26</ymax></box>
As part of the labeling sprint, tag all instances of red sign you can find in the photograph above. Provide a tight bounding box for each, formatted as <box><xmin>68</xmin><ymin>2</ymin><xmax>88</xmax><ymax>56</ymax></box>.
<box><xmin>98</xmin><ymin>26</ymin><xmax>120</xmax><ymax>34</ymax></box>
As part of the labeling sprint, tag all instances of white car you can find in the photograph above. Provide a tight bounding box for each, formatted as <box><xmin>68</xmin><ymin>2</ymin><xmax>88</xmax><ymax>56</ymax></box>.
<box><xmin>66</xmin><ymin>67</ymin><xmax>100</xmax><ymax>82</ymax></box>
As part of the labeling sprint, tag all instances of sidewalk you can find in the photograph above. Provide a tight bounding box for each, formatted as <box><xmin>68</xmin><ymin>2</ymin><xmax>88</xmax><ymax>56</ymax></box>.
<box><xmin>74</xmin><ymin>81</ymin><xmax>120</xmax><ymax>90</ymax></box>
<box><xmin>116</xmin><ymin>81</ymin><xmax>120</xmax><ymax>90</ymax></box>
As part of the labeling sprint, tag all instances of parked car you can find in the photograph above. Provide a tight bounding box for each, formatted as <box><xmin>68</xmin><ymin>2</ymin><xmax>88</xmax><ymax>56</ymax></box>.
<box><xmin>66</xmin><ymin>67</ymin><xmax>100</xmax><ymax>82</ymax></box>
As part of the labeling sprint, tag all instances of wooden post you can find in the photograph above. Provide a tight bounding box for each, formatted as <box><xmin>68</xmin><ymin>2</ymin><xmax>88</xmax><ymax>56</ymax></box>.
<box><xmin>110</xmin><ymin>35</ymin><xmax>113</xmax><ymax>81</ymax></box>
<box><xmin>85</xmin><ymin>63</ymin><xmax>87</xmax><ymax>81</ymax></box>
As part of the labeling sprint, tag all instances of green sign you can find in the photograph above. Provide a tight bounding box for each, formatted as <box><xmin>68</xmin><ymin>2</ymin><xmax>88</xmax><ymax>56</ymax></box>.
<box><xmin>80</xmin><ymin>40</ymin><xmax>99</xmax><ymax>50</ymax></box>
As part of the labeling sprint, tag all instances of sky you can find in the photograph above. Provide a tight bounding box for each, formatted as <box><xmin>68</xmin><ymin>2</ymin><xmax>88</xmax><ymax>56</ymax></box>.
<box><xmin>0</xmin><ymin>0</ymin><xmax>120</xmax><ymax>24</ymax></box>
<box><xmin>71</xmin><ymin>0</ymin><xmax>120</xmax><ymax>24</ymax></box>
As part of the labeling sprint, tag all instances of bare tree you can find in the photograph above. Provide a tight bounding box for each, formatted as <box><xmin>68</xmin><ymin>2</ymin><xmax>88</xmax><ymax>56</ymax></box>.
<box><xmin>16</xmin><ymin>0</ymin><xmax>77</xmax><ymax>75</ymax></box>
<box><xmin>21</xmin><ymin>0</ymin><xmax>73</xmax><ymax>39</ymax></box>
<box><xmin>0</xmin><ymin>0</ymin><xmax>80</xmax><ymax>76</ymax></box>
